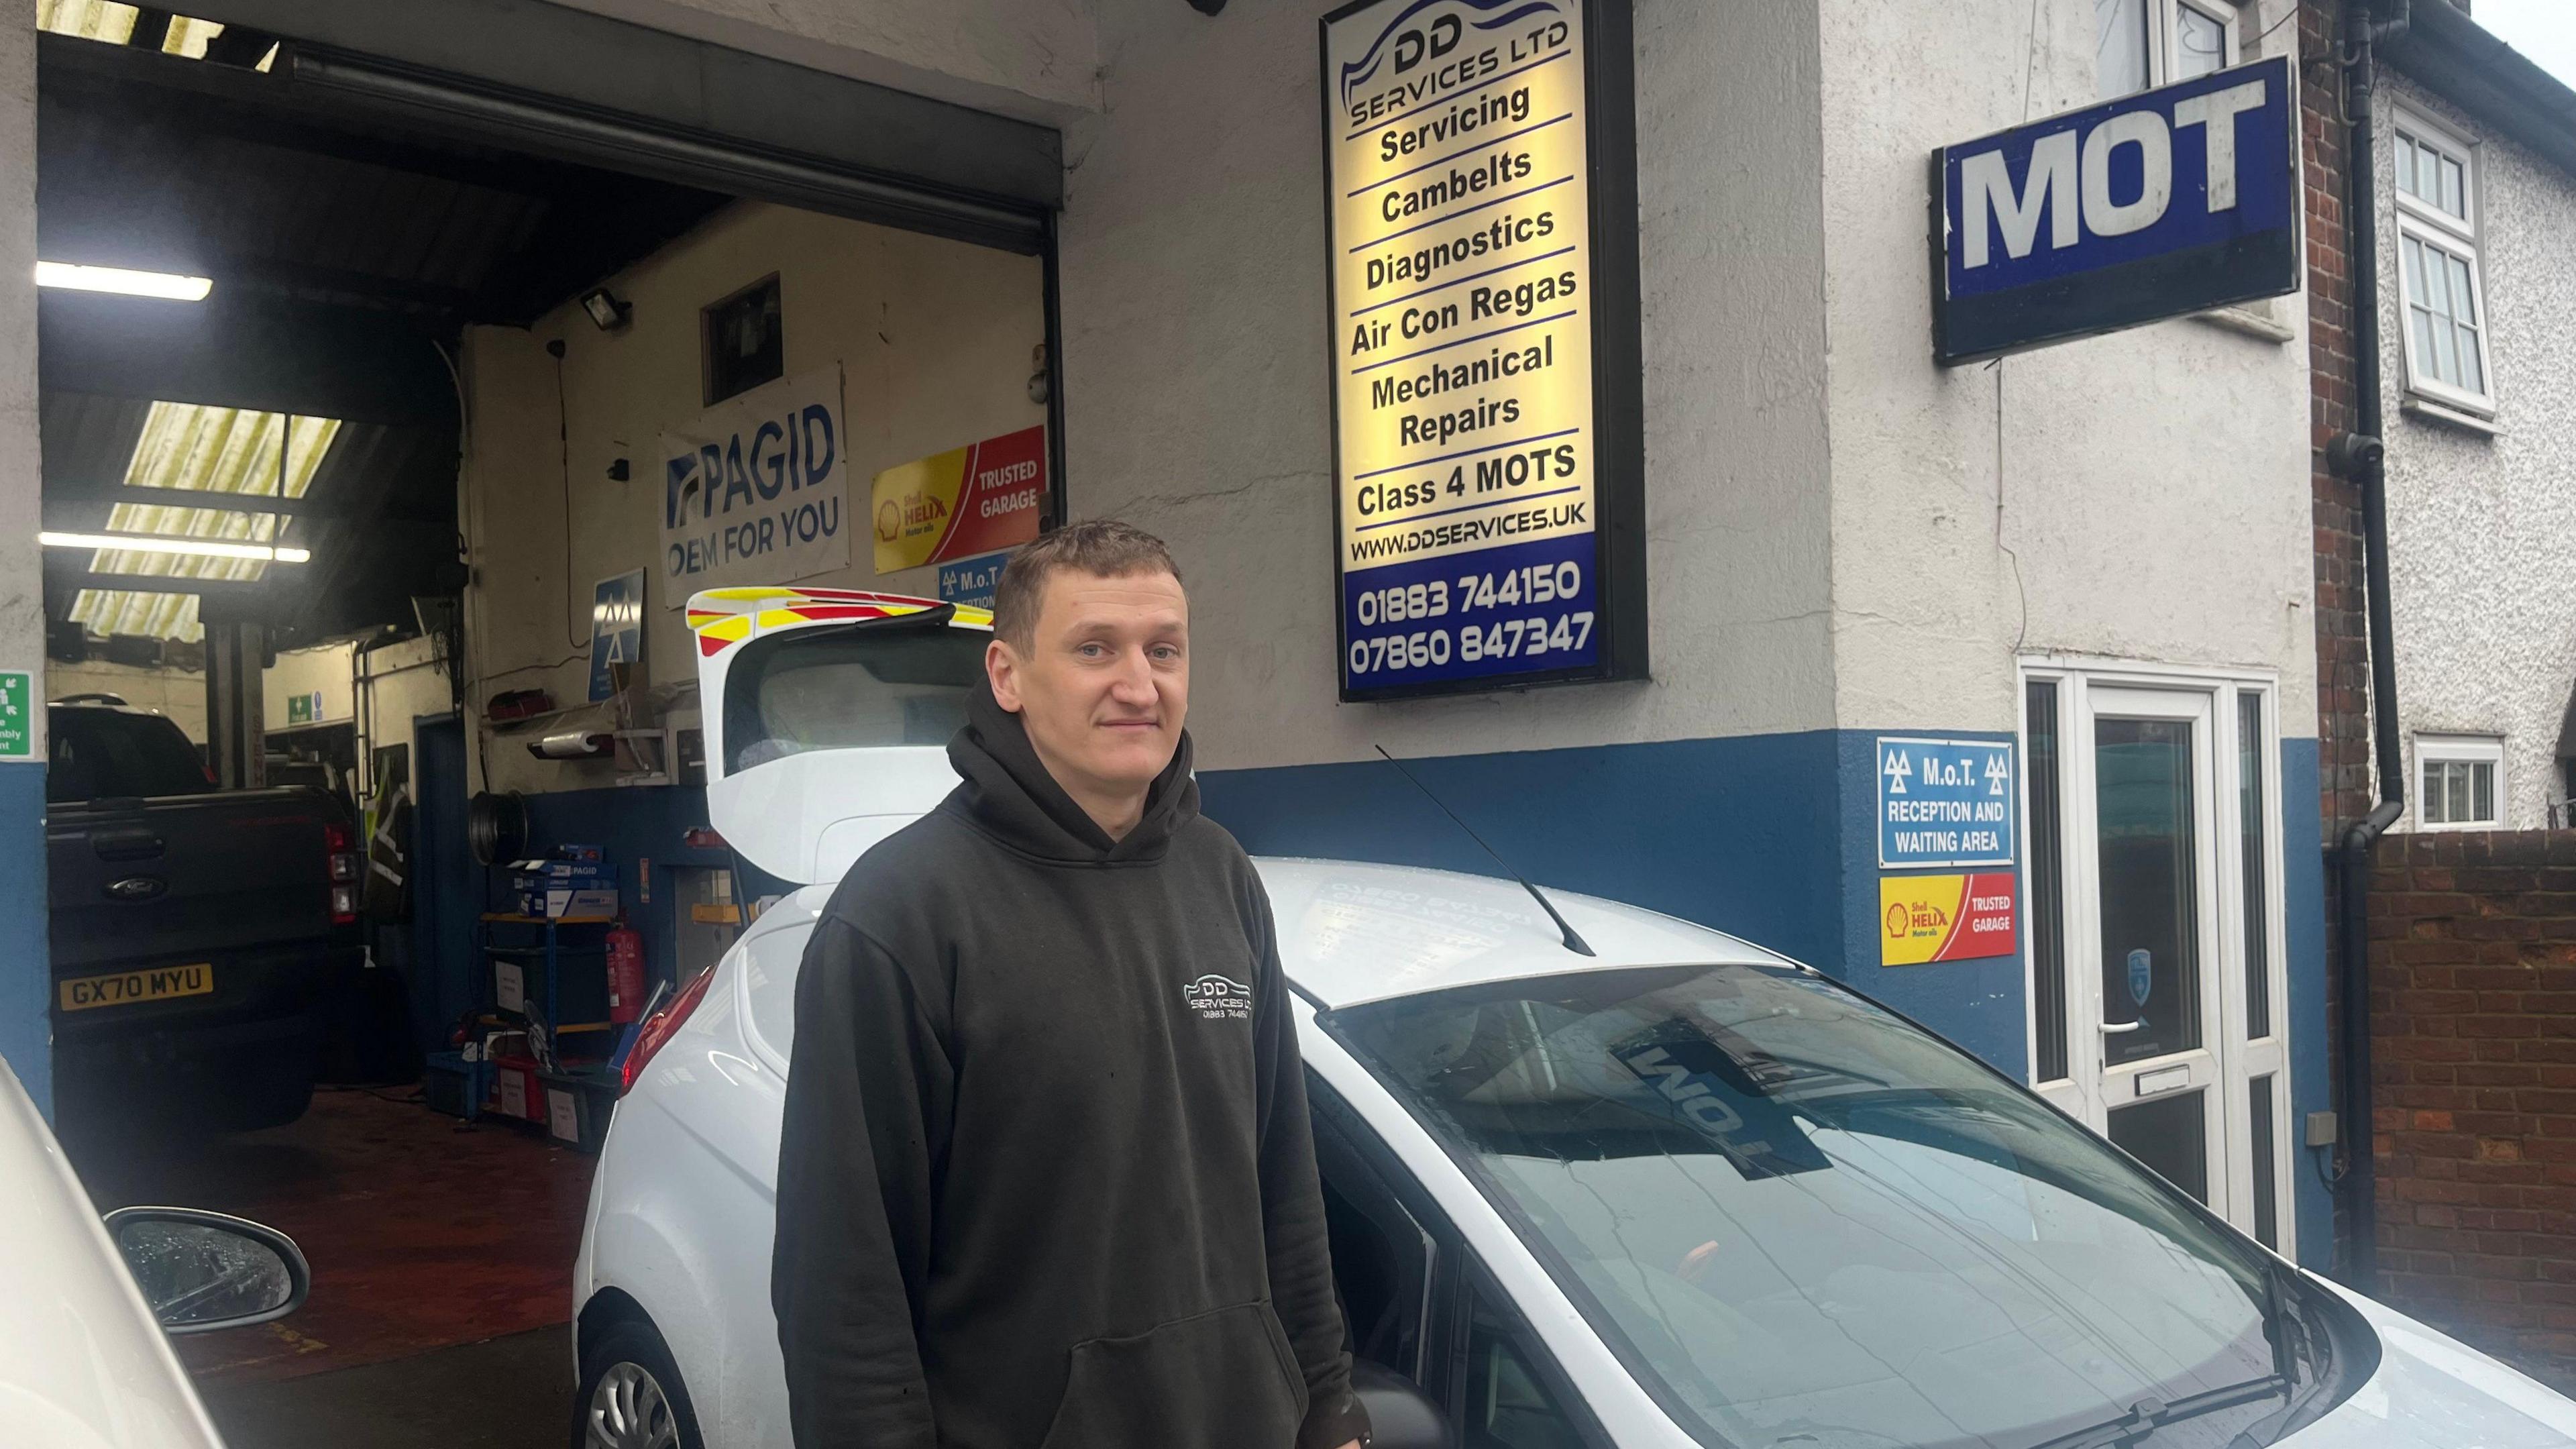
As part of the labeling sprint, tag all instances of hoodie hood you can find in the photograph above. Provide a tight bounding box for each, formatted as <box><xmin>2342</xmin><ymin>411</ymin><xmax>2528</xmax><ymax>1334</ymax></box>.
<box><xmin>945</xmin><ymin>678</ymin><xmax>1199</xmax><ymax>865</ymax></box>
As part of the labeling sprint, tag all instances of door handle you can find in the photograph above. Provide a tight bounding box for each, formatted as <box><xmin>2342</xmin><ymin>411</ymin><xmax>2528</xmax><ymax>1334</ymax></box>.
<box><xmin>92</xmin><ymin>830</ymin><xmax>166</xmax><ymax>861</ymax></box>
<box><xmin>2101</xmin><ymin>1020</ymin><xmax>2146</xmax><ymax>1034</ymax></box>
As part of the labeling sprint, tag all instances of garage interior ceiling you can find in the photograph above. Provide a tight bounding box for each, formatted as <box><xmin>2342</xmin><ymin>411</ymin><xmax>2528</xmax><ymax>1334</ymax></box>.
<box><xmin>35</xmin><ymin>9</ymin><xmax>735</xmax><ymax>646</ymax></box>
<box><xmin>38</xmin><ymin>0</ymin><xmax>1061</xmax><ymax>651</ymax></box>
<box><xmin>64</xmin><ymin>404</ymin><xmax>339</xmax><ymax>643</ymax></box>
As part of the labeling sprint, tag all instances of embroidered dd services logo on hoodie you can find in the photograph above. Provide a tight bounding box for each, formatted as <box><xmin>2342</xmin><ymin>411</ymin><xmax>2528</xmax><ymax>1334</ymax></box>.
<box><xmin>1182</xmin><ymin>974</ymin><xmax>1252</xmax><ymax>1021</ymax></box>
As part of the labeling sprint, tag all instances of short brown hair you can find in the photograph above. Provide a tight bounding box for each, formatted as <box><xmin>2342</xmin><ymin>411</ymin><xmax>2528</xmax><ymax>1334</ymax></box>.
<box><xmin>989</xmin><ymin>519</ymin><xmax>1183</xmax><ymax>649</ymax></box>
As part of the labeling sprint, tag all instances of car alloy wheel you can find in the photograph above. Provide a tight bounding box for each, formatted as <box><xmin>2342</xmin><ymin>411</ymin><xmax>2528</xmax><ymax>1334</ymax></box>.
<box><xmin>586</xmin><ymin>1360</ymin><xmax>680</xmax><ymax>1449</ymax></box>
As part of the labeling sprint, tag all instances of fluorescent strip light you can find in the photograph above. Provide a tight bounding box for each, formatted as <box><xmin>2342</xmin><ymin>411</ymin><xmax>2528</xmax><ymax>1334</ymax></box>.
<box><xmin>34</xmin><ymin>262</ymin><xmax>213</xmax><ymax>302</ymax></box>
<box><xmin>40</xmin><ymin>531</ymin><xmax>310</xmax><ymax>564</ymax></box>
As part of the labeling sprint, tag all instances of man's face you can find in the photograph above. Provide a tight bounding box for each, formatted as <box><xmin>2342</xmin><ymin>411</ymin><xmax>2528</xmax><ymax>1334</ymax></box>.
<box><xmin>987</xmin><ymin>568</ymin><xmax>1190</xmax><ymax>804</ymax></box>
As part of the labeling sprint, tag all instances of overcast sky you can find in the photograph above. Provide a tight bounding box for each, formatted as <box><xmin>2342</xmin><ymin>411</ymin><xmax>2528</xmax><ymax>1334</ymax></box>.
<box><xmin>2473</xmin><ymin>0</ymin><xmax>2576</xmax><ymax>87</ymax></box>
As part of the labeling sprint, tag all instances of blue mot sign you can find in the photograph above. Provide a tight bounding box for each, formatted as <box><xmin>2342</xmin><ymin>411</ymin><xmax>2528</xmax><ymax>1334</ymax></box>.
<box><xmin>1932</xmin><ymin>56</ymin><xmax>2298</xmax><ymax>365</ymax></box>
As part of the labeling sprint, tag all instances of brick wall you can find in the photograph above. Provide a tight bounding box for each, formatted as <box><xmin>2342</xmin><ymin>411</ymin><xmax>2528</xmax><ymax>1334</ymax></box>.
<box><xmin>2304</xmin><ymin>0</ymin><xmax>2370</xmax><ymax>839</ymax></box>
<box><xmin>2371</xmin><ymin>828</ymin><xmax>2576</xmax><ymax>1391</ymax></box>
<box><xmin>2302</xmin><ymin>0</ymin><xmax>2367</xmax><ymax>1273</ymax></box>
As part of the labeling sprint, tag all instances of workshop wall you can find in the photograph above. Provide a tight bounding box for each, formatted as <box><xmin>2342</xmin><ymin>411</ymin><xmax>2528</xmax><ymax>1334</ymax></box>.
<box><xmin>266</xmin><ymin>642</ymin><xmax>356</xmax><ymax>729</ymax></box>
<box><xmin>48</xmin><ymin>659</ymin><xmax>206</xmax><ymax>741</ymax></box>
<box><xmin>460</xmin><ymin>199</ymin><xmax>1046</xmax><ymax>798</ymax></box>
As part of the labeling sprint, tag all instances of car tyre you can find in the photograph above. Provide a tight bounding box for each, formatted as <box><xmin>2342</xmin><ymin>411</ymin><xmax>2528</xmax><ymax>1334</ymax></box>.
<box><xmin>572</xmin><ymin>1317</ymin><xmax>704</xmax><ymax>1449</ymax></box>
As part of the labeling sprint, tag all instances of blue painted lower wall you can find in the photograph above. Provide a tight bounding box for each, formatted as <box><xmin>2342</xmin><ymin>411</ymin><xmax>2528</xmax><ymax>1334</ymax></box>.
<box><xmin>1202</xmin><ymin>728</ymin><xmax>2337</xmax><ymax>1273</ymax></box>
<box><xmin>393</xmin><ymin>726</ymin><xmax>2333</xmax><ymax>1271</ymax></box>
<box><xmin>1197</xmin><ymin>729</ymin><xmax>2029</xmax><ymax>1067</ymax></box>
<box><xmin>0</xmin><ymin>766</ymin><xmax>50</xmax><ymax>1118</ymax></box>
<box><xmin>1203</xmin><ymin>728</ymin><xmax>1851</xmax><ymax>975</ymax></box>
<box><xmin>2282</xmin><ymin>739</ymin><xmax>2332</xmax><ymax>1270</ymax></box>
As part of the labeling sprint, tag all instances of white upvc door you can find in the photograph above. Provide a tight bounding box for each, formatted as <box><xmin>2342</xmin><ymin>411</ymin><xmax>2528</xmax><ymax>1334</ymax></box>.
<box><xmin>2020</xmin><ymin>663</ymin><xmax>2294</xmax><ymax>1254</ymax></box>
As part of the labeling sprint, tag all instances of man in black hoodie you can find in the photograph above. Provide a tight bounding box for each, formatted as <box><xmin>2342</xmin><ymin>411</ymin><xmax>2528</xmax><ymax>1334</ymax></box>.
<box><xmin>773</xmin><ymin>520</ymin><xmax>1370</xmax><ymax>1449</ymax></box>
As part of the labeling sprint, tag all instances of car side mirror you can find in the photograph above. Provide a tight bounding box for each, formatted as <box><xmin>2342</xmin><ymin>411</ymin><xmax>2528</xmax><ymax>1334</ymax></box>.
<box><xmin>104</xmin><ymin>1206</ymin><xmax>310</xmax><ymax>1335</ymax></box>
<box><xmin>1351</xmin><ymin>1360</ymin><xmax>1454</xmax><ymax>1449</ymax></box>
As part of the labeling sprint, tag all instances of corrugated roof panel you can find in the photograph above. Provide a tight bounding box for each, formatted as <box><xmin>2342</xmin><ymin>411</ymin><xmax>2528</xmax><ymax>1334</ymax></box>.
<box><xmin>38</xmin><ymin>1</ymin><xmax>137</xmax><ymax>45</ymax></box>
<box><xmin>67</xmin><ymin>402</ymin><xmax>341</xmax><ymax>642</ymax></box>
<box><xmin>37</xmin><ymin>4</ymin><xmax>245</xmax><ymax>60</ymax></box>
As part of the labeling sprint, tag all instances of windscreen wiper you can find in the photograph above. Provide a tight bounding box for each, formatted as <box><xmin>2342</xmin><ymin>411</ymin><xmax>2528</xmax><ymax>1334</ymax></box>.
<box><xmin>2025</xmin><ymin>1373</ymin><xmax>2290</xmax><ymax>1449</ymax></box>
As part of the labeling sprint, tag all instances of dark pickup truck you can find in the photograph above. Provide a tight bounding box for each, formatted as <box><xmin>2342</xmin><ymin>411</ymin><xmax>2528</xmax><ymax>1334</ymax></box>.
<box><xmin>46</xmin><ymin>698</ymin><xmax>362</xmax><ymax>1133</ymax></box>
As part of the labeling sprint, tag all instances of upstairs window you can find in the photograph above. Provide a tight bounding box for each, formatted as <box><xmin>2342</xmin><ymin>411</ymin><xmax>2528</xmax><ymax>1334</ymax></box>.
<box><xmin>2417</xmin><ymin>735</ymin><xmax>2504</xmax><ymax>830</ymax></box>
<box><xmin>702</xmin><ymin>274</ymin><xmax>784</xmax><ymax>405</ymax></box>
<box><xmin>2095</xmin><ymin>0</ymin><xmax>2237</xmax><ymax>99</ymax></box>
<box><xmin>2392</xmin><ymin>112</ymin><xmax>2495</xmax><ymax>415</ymax></box>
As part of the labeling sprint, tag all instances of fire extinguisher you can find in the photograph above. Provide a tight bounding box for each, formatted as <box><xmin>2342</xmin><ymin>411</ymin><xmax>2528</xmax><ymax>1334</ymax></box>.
<box><xmin>607</xmin><ymin>924</ymin><xmax>647</xmax><ymax>1024</ymax></box>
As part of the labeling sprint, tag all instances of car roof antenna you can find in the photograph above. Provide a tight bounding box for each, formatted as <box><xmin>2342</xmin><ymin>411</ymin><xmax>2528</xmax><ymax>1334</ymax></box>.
<box><xmin>1373</xmin><ymin>746</ymin><xmax>1595</xmax><ymax>957</ymax></box>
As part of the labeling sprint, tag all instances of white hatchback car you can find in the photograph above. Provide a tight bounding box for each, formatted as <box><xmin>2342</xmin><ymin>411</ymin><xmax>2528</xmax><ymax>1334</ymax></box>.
<box><xmin>0</xmin><ymin>1056</ymin><xmax>312</xmax><ymax>1449</ymax></box>
<box><xmin>574</xmin><ymin>588</ymin><xmax>2576</xmax><ymax>1449</ymax></box>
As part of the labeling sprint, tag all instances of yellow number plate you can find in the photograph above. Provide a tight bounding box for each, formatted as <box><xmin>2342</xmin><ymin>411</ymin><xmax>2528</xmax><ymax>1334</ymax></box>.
<box><xmin>59</xmin><ymin>963</ymin><xmax>215</xmax><ymax>1012</ymax></box>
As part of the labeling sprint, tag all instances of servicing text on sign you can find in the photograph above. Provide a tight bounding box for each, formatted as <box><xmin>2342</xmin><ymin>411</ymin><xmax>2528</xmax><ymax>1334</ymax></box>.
<box><xmin>1324</xmin><ymin>0</ymin><xmax>1601</xmax><ymax>696</ymax></box>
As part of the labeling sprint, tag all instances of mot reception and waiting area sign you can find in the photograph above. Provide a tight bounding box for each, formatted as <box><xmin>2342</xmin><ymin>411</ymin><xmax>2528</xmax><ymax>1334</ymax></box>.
<box><xmin>1933</xmin><ymin>55</ymin><xmax>2299</xmax><ymax>364</ymax></box>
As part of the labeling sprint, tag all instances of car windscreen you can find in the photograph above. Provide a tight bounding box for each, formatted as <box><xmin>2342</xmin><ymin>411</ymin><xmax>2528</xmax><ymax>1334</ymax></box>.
<box><xmin>1322</xmin><ymin>964</ymin><xmax>2302</xmax><ymax>1449</ymax></box>
<box><xmin>722</xmin><ymin>615</ymin><xmax>988</xmax><ymax>775</ymax></box>
<box><xmin>47</xmin><ymin>708</ymin><xmax>212</xmax><ymax>802</ymax></box>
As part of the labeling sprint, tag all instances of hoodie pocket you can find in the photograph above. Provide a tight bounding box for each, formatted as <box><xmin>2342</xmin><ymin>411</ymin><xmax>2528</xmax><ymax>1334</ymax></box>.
<box><xmin>1035</xmin><ymin>1301</ymin><xmax>1305</xmax><ymax>1449</ymax></box>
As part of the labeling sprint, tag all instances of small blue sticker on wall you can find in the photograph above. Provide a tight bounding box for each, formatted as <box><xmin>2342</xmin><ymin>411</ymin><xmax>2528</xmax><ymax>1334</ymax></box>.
<box><xmin>2127</xmin><ymin>948</ymin><xmax>2153</xmax><ymax>1007</ymax></box>
<box><xmin>937</xmin><ymin>549</ymin><xmax>1014</xmax><ymax>610</ymax></box>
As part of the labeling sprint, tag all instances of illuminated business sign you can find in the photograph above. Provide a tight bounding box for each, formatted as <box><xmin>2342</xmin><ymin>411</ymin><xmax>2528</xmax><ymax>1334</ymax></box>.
<box><xmin>1933</xmin><ymin>56</ymin><xmax>2298</xmax><ymax>364</ymax></box>
<box><xmin>1320</xmin><ymin>0</ymin><xmax>1644</xmax><ymax>701</ymax></box>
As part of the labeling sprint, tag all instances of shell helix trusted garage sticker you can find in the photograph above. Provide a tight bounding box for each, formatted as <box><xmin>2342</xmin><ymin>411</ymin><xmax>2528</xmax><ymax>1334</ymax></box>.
<box><xmin>1880</xmin><ymin>872</ymin><xmax>2018</xmax><ymax>967</ymax></box>
<box><xmin>870</xmin><ymin>425</ymin><xmax>1045</xmax><ymax>576</ymax></box>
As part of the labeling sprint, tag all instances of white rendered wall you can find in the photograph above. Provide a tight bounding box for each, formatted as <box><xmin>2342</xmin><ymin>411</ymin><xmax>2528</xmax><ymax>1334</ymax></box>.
<box><xmin>1057</xmin><ymin>0</ymin><xmax>1835</xmax><ymax>772</ymax></box>
<box><xmin>2377</xmin><ymin>74</ymin><xmax>2576</xmax><ymax>829</ymax></box>
<box><xmin>2</xmin><ymin>0</ymin><xmax>47</xmax><ymax>1108</ymax></box>
<box><xmin>1815</xmin><ymin>0</ymin><xmax>2318</xmax><ymax>739</ymax></box>
<box><xmin>475</xmin><ymin>0</ymin><xmax>2321</xmax><ymax>782</ymax></box>
<box><xmin>1</xmin><ymin>3</ymin><xmax>38</xmax><ymax>722</ymax></box>
<box><xmin>543</xmin><ymin>0</ymin><xmax>1101</xmax><ymax>123</ymax></box>
<box><xmin>460</xmin><ymin>201</ymin><xmax>1044</xmax><ymax>795</ymax></box>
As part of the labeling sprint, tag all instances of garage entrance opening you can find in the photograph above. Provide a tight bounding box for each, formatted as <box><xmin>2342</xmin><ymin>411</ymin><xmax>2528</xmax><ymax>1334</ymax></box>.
<box><xmin>33</xmin><ymin>4</ymin><xmax>1060</xmax><ymax>1443</ymax></box>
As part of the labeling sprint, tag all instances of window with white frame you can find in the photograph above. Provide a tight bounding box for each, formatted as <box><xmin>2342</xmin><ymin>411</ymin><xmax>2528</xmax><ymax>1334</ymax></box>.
<box><xmin>2392</xmin><ymin>111</ymin><xmax>2496</xmax><ymax>413</ymax></box>
<box><xmin>2096</xmin><ymin>0</ymin><xmax>2237</xmax><ymax>99</ymax></box>
<box><xmin>2417</xmin><ymin>735</ymin><xmax>2504</xmax><ymax>829</ymax></box>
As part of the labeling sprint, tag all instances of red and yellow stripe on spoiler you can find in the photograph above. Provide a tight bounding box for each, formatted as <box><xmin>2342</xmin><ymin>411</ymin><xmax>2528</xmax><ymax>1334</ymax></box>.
<box><xmin>684</xmin><ymin>586</ymin><xmax>993</xmax><ymax>657</ymax></box>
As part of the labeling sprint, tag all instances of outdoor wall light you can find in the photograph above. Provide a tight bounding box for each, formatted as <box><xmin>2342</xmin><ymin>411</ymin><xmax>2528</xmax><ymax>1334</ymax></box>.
<box><xmin>35</xmin><ymin>261</ymin><xmax>213</xmax><ymax>302</ymax></box>
<box><xmin>580</xmin><ymin>287</ymin><xmax>633</xmax><ymax>331</ymax></box>
<box><xmin>40</xmin><ymin>531</ymin><xmax>311</xmax><ymax>564</ymax></box>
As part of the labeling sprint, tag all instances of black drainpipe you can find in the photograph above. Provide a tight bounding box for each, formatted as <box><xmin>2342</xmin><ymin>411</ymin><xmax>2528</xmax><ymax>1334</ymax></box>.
<box><xmin>2327</xmin><ymin>0</ymin><xmax>2410</xmax><ymax>1292</ymax></box>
